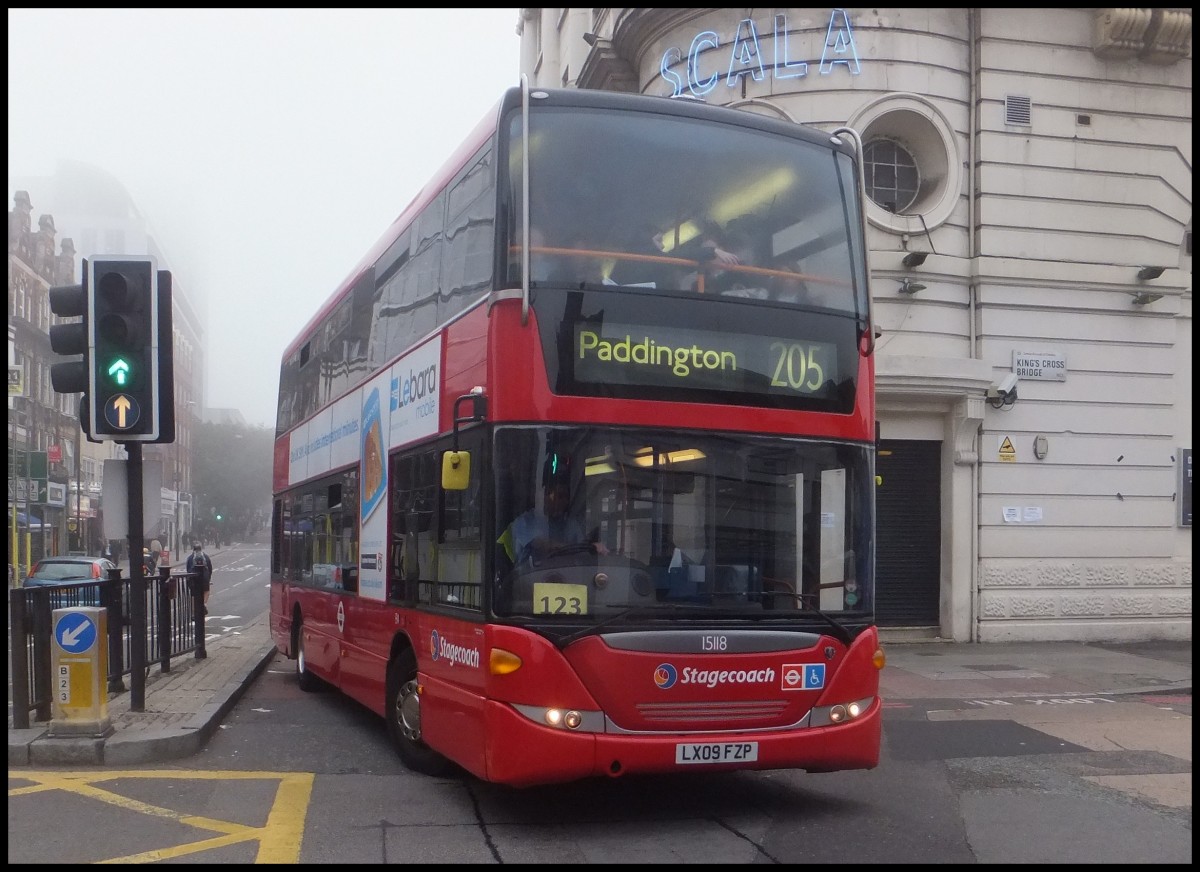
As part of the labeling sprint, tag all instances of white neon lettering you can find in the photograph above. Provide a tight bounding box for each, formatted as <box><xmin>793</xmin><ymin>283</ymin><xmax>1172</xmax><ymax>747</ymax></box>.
<box><xmin>661</xmin><ymin>11</ymin><xmax>860</xmax><ymax>99</ymax></box>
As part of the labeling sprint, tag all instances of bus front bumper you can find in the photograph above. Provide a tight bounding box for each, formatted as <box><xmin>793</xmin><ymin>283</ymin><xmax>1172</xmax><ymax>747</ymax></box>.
<box><xmin>479</xmin><ymin>695</ymin><xmax>882</xmax><ymax>788</ymax></box>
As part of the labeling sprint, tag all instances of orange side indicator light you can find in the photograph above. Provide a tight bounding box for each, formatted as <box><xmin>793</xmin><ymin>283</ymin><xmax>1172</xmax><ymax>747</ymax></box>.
<box><xmin>490</xmin><ymin>648</ymin><xmax>523</xmax><ymax>675</ymax></box>
<box><xmin>873</xmin><ymin>647</ymin><xmax>886</xmax><ymax>670</ymax></box>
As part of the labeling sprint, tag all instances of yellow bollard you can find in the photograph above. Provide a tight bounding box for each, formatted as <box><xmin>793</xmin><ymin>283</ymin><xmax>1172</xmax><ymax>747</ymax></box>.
<box><xmin>48</xmin><ymin>606</ymin><xmax>113</xmax><ymax>738</ymax></box>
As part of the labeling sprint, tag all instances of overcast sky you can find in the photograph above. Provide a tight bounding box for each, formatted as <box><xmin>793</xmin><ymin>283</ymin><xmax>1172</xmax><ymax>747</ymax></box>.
<box><xmin>8</xmin><ymin>8</ymin><xmax>522</xmax><ymax>428</ymax></box>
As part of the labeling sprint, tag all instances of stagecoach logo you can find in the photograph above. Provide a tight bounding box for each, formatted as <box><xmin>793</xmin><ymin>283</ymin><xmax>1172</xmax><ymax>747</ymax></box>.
<box><xmin>655</xmin><ymin>662</ymin><xmax>777</xmax><ymax>690</ymax></box>
<box><xmin>653</xmin><ymin>663</ymin><xmax>679</xmax><ymax>689</ymax></box>
<box><xmin>429</xmin><ymin>630</ymin><xmax>481</xmax><ymax>669</ymax></box>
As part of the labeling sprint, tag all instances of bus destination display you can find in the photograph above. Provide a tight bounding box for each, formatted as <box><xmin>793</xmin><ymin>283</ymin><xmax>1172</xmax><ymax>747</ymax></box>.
<box><xmin>573</xmin><ymin>322</ymin><xmax>837</xmax><ymax>396</ymax></box>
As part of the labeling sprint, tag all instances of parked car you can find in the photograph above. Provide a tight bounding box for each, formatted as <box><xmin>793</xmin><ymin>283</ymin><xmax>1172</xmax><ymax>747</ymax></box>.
<box><xmin>22</xmin><ymin>555</ymin><xmax>118</xmax><ymax>607</ymax></box>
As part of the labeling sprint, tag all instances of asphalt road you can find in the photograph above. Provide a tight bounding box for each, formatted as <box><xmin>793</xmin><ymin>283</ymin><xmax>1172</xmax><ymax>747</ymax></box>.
<box><xmin>7</xmin><ymin>542</ymin><xmax>1191</xmax><ymax>863</ymax></box>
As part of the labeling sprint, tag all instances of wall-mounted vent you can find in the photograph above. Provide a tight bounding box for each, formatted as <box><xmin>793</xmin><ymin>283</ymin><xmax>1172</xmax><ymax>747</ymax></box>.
<box><xmin>1005</xmin><ymin>95</ymin><xmax>1032</xmax><ymax>126</ymax></box>
<box><xmin>1076</xmin><ymin>113</ymin><xmax>1092</xmax><ymax>126</ymax></box>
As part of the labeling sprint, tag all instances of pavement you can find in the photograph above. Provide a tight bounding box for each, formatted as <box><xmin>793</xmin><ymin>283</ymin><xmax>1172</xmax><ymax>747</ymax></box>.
<box><xmin>9</xmin><ymin>617</ymin><xmax>1191</xmax><ymax>768</ymax></box>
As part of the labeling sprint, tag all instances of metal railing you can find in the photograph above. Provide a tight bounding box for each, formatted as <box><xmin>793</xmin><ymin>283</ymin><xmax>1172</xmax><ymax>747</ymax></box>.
<box><xmin>8</xmin><ymin>566</ymin><xmax>208</xmax><ymax>728</ymax></box>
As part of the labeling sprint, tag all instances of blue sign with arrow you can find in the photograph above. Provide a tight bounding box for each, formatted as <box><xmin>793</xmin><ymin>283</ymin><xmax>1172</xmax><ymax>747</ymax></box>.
<box><xmin>55</xmin><ymin>612</ymin><xmax>98</xmax><ymax>654</ymax></box>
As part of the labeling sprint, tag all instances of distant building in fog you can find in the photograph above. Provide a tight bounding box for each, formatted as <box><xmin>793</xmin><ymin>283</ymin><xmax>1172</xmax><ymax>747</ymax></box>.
<box><xmin>203</xmin><ymin>407</ymin><xmax>248</xmax><ymax>427</ymax></box>
<box><xmin>8</xmin><ymin>161</ymin><xmax>208</xmax><ymax>563</ymax></box>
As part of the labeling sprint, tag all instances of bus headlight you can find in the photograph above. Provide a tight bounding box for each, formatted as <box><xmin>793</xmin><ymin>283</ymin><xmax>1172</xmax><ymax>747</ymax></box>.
<box><xmin>512</xmin><ymin>703</ymin><xmax>604</xmax><ymax>733</ymax></box>
<box><xmin>544</xmin><ymin>708</ymin><xmax>584</xmax><ymax>729</ymax></box>
<box><xmin>809</xmin><ymin>696</ymin><xmax>875</xmax><ymax>727</ymax></box>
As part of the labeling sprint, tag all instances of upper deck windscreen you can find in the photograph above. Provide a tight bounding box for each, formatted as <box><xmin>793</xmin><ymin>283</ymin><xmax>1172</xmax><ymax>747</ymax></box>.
<box><xmin>505</xmin><ymin>105</ymin><xmax>866</xmax><ymax>316</ymax></box>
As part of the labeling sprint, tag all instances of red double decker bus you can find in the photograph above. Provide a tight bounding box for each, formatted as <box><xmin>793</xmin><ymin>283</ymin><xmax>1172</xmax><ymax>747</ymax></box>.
<box><xmin>270</xmin><ymin>81</ymin><xmax>882</xmax><ymax>787</ymax></box>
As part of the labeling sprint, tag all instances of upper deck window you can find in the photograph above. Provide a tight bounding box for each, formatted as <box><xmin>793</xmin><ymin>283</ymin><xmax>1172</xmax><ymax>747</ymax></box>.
<box><xmin>505</xmin><ymin>107</ymin><xmax>864</xmax><ymax>315</ymax></box>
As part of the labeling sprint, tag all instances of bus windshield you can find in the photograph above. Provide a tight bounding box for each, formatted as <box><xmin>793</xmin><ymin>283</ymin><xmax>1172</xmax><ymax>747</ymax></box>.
<box><xmin>506</xmin><ymin>105</ymin><xmax>866</xmax><ymax>315</ymax></box>
<box><xmin>493</xmin><ymin>425</ymin><xmax>873</xmax><ymax>621</ymax></box>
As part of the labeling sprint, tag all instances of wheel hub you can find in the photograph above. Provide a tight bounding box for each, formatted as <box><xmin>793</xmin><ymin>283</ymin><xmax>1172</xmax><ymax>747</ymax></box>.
<box><xmin>398</xmin><ymin>679</ymin><xmax>421</xmax><ymax>740</ymax></box>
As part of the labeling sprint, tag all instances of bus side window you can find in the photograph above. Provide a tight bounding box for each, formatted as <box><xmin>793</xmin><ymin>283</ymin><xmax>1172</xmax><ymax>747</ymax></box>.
<box><xmin>438</xmin><ymin>435</ymin><xmax>483</xmax><ymax>609</ymax></box>
<box><xmin>389</xmin><ymin>454</ymin><xmax>415</xmax><ymax>603</ymax></box>
<box><xmin>388</xmin><ymin>450</ymin><xmax>439</xmax><ymax>604</ymax></box>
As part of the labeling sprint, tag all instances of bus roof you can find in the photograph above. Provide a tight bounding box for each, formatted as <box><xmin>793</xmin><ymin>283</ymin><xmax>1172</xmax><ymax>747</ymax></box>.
<box><xmin>281</xmin><ymin>85</ymin><xmax>853</xmax><ymax>362</ymax></box>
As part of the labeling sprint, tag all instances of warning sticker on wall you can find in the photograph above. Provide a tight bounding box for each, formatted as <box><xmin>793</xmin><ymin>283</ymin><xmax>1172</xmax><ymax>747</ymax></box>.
<box><xmin>998</xmin><ymin>436</ymin><xmax>1017</xmax><ymax>462</ymax></box>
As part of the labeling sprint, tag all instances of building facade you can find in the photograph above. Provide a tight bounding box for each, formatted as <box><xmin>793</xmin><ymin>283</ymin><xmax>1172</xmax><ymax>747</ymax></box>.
<box><xmin>8</xmin><ymin>162</ymin><xmax>207</xmax><ymax>572</ymax></box>
<box><xmin>516</xmin><ymin>7</ymin><xmax>1192</xmax><ymax>642</ymax></box>
<box><xmin>8</xmin><ymin>192</ymin><xmax>101</xmax><ymax>569</ymax></box>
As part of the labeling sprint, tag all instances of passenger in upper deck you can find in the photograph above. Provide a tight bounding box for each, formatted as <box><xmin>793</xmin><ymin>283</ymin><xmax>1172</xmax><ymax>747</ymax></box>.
<box><xmin>513</xmin><ymin>185</ymin><xmax>608</xmax><ymax>287</ymax></box>
<box><xmin>698</xmin><ymin>217</ymin><xmax>775</xmax><ymax>298</ymax></box>
<box><xmin>606</xmin><ymin>222</ymin><xmax>680</xmax><ymax>290</ymax></box>
<box><xmin>605</xmin><ymin>218</ymin><xmax>744</xmax><ymax>293</ymax></box>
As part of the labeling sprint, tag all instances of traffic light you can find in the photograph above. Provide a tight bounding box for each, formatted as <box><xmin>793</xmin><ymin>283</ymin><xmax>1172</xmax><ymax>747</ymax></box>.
<box><xmin>155</xmin><ymin>269</ymin><xmax>176</xmax><ymax>443</ymax></box>
<box><xmin>48</xmin><ymin>267</ymin><xmax>101</xmax><ymax>443</ymax></box>
<box><xmin>87</xmin><ymin>255</ymin><xmax>164</xmax><ymax>441</ymax></box>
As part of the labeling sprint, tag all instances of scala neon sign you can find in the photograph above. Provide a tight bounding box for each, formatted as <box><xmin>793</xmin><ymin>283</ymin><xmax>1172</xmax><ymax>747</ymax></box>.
<box><xmin>660</xmin><ymin>9</ymin><xmax>862</xmax><ymax>100</ymax></box>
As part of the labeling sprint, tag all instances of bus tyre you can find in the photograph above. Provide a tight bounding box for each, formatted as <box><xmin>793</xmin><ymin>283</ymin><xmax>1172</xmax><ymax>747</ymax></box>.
<box><xmin>294</xmin><ymin>618</ymin><xmax>321</xmax><ymax>692</ymax></box>
<box><xmin>386</xmin><ymin>648</ymin><xmax>454</xmax><ymax>777</ymax></box>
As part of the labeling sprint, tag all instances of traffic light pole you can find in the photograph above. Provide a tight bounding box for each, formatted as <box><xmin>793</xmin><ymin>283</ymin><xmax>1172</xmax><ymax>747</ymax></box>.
<box><xmin>126</xmin><ymin>442</ymin><xmax>147</xmax><ymax>711</ymax></box>
<box><xmin>49</xmin><ymin>255</ymin><xmax>176</xmax><ymax>712</ymax></box>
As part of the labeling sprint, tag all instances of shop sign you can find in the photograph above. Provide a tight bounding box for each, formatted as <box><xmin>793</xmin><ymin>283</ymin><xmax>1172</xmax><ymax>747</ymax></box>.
<box><xmin>8</xmin><ymin>364</ymin><xmax>24</xmax><ymax>397</ymax></box>
<box><xmin>48</xmin><ymin>481</ymin><xmax>67</xmax><ymax>507</ymax></box>
<box><xmin>661</xmin><ymin>10</ymin><xmax>862</xmax><ymax>100</ymax></box>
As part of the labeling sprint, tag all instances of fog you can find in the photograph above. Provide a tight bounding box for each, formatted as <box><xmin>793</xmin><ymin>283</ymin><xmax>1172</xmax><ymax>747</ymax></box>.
<box><xmin>8</xmin><ymin>8</ymin><xmax>522</xmax><ymax>428</ymax></box>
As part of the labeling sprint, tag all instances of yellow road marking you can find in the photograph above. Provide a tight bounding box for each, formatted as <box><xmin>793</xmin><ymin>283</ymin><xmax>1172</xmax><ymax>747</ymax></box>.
<box><xmin>9</xmin><ymin>770</ymin><xmax>314</xmax><ymax>864</ymax></box>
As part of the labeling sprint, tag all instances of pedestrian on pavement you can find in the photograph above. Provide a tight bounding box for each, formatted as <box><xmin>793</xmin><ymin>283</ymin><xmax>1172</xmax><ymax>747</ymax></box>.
<box><xmin>186</xmin><ymin>541</ymin><xmax>213</xmax><ymax>615</ymax></box>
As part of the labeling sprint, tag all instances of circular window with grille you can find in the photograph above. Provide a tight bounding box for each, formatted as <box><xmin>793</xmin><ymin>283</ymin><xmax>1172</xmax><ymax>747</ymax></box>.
<box><xmin>848</xmin><ymin>94</ymin><xmax>961</xmax><ymax>233</ymax></box>
<box><xmin>863</xmin><ymin>139</ymin><xmax>921</xmax><ymax>214</ymax></box>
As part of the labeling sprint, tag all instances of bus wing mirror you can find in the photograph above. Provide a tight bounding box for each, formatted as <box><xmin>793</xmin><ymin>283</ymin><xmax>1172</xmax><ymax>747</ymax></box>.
<box><xmin>442</xmin><ymin>450</ymin><xmax>471</xmax><ymax>491</ymax></box>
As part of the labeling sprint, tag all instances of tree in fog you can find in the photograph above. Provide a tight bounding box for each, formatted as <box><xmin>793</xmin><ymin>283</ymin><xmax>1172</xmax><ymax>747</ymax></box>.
<box><xmin>192</xmin><ymin>422</ymin><xmax>274</xmax><ymax>544</ymax></box>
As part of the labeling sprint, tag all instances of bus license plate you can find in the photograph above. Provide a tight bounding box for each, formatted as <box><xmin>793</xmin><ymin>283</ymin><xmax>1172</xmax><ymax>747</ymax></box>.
<box><xmin>675</xmin><ymin>741</ymin><xmax>759</xmax><ymax>765</ymax></box>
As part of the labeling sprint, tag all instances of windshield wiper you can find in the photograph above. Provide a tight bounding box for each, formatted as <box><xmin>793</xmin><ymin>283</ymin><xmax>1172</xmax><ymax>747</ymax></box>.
<box><xmin>554</xmin><ymin>603</ymin><xmax>711</xmax><ymax>648</ymax></box>
<box><xmin>553</xmin><ymin>599</ymin><xmax>853</xmax><ymax>648</ymax></box>
<box><xmin>795</xmin><ymin>594</ymin><xmax>852</xmax><ymax>645</ymax></box>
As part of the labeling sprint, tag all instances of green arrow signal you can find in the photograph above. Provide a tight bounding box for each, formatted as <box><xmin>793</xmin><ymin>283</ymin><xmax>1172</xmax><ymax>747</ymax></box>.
<box><xmin>107</xmin><ymin>358</ymin><xmax>131</xmax><ymax>386</ymax></box>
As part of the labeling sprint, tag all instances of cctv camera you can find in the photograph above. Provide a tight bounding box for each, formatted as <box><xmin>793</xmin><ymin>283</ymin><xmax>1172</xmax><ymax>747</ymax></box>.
<box><xmin>987</xmin><ymin>373</ymin><xmax>1019</xmax><ymax>400</ymax></box>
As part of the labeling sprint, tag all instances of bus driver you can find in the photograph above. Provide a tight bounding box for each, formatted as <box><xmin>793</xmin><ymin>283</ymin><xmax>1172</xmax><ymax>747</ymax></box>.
<box><xmin>497</xmin><ymin>478</ymin><xmax>607</xmax><ymax>566</ymax></box>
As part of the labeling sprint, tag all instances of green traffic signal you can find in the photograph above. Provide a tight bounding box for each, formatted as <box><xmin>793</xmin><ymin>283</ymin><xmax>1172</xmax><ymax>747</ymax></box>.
<box><xmin>107</xmin><ymin>357</ymin><xmax>132</xmax><ymax>386</ymax></box>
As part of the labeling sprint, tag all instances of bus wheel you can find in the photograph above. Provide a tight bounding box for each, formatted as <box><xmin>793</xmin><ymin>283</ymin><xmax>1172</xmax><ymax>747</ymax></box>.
<box><xmin>294</xmin><ymin>617</ymin><xmax>320</xmax><ymax>692</ymax></box>
<box><xmin>386</xmin><ymin>648</ymin><xmax>453</xmax><ymax>776</ymax></box>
